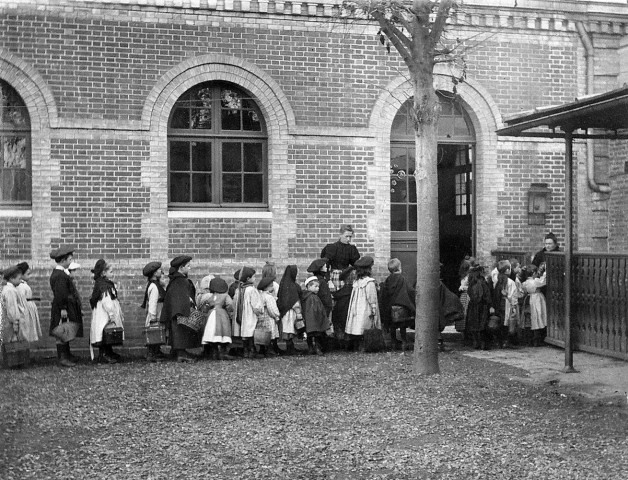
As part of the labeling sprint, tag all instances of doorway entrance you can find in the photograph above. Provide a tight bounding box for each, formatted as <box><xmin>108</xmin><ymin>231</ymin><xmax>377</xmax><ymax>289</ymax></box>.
<box><xmin>390</xmin><ymin>93</ymin><xmax>475</xmax><ymax>292</ymax></box>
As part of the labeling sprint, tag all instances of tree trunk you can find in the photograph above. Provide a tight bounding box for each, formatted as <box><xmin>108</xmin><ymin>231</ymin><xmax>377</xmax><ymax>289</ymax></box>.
<box><xmin>412</xmin><ymin>70</ymin><xmax>440</xmax><ymax>375</ymax></box>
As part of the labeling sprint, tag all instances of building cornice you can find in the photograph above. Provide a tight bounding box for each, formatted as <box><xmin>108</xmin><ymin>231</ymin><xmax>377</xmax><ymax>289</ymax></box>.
<box><xmin>1</xmin><ymin>0</ymin><xmax>628</xmax><ymax>34</ymax></box>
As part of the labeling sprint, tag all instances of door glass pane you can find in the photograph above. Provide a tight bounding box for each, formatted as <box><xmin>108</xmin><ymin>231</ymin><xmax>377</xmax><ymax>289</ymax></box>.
<box><xmin>243</xmin><ymin>143</ymin><xmax>263</xmax><ymax>172</ymax></box>
<box><xmin>408</xmin><ymin>175</ymin><xmax>417</xmax><ymax>203</ymax></box>
<box><xmin>409</xmin><ymin>204</ymin><xmax>417</xmax><ymax>231</ymax></box>
<box><xmin>222</xmin><ymin>174</ymin><xmax>242</xmax><ymax>202</ymax></box>
<box><xmin>192</xmin><ymin>174</ymin><xmax>212</xmax><ymax>202</ymax></box>
<box><xmin>222</xmin><ymin>143</ymin><xmax>241</xmax><ymax>172</ymax></box>
<box><xmin>192</xmin><ymin>142</ymin><xmax>211</xmax><ymax>171</ymax></box>
<box><xmin>170</xmin><ymin>173</ymin><xmax>189</xmax><ymax>202</ymax></box>
<box><xmin>222</xmin><ymin>110</ymin><xmax>241</xmax><ymax>130</ymax></box>
<box><xmin>243</xmin><ymin>174</ymin><xmax>263</xmax><ymax>202</ymax></box>
<box><xmin>390</xmin><ymin>177</ymin><xmax>407</xmax><ymax>203</ymax></box>
<box><xmin>170</xmin><ymin>141</ymin><xmax>189</xmax><ymax>171</ymax></box>
<box><xmin>391</xmin><ymin>204</ymin><xmax>407</xmax><ymax>231</ymax></box>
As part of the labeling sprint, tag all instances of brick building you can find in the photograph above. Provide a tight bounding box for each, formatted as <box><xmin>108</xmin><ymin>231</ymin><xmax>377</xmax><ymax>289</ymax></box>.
<box><xmin>1</xmin><ymin>0</ymin><xmax>627</xmax><ymax>350</ymax></box>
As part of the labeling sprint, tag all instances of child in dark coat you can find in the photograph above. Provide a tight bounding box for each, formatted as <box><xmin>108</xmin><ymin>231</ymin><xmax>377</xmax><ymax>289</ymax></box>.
<box><xmin>331</xmin><ymin>266</ymin><xmax>355</xmax><ymax>350</ymax></box>
<box><xmin>379</xmin><ymin>258</ymin><xmax>415</xmax><ymax>351</ymax></box>
<box><xmin>301</xmin><ymin>276</ymin><xmax>330</xmax><ymax>356</ymax></box>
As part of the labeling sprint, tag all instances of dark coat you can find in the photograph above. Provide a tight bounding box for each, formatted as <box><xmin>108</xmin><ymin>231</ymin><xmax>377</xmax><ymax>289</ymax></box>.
<box><xmin>321</xmin><ymin>241</ymin><xmax>360</xmax><ymax>271</ymax></box>
<box><xmin>314</xmin><ymin>273</ymin><xmax>333</xmax><ymax>315</ymax></box>
<box><xmin>331</xmin><ymin>283</ymin><xmax>353</xmax><ymax>332</ymax></box>
<box><xmin>160</xmin><ymin>272</ymin><xmax>199</xmax><ymax>350</ymax></box>
<box><xmin>466</xmin><ymin>277</ymin><xmax>492</xmax><ymax>333</ymax></box>
<box><xmin>379</xmin><ymin>272</ymin><xmax>415</xmax><ymax>328</ymax></box>
<box><xmin>302</xmin><ymin>290</ymin><xmax>330</xmax><ymax>334</ymax></box>
<box><xmin>439</xmin><ymin>282</ymin><xmax>464</xmax><ymax>332</ymax></box>
<box><xmin>49</xmin><ymin>268</ymin><xmax>84</xmax><ymax>337</ymax></box>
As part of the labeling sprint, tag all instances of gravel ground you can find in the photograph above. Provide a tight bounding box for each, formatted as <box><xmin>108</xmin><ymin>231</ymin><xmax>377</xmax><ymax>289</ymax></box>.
<box><xmin>1</xmin><ymin>346</ymin><xmax>627</xmax><ymax>480</ymax></box>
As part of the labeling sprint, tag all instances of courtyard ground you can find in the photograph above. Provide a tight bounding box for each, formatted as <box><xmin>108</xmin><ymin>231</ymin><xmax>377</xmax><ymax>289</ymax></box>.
<box><xmin>1</xmin><ymin>342</ymin><xmax>627</xmax><ymax>479</ymax></box>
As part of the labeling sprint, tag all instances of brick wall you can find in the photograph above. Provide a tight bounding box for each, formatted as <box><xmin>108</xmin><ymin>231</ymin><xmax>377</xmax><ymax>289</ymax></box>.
<box><xmin>608</xmin><ymin>140</ymin><xmax>628</xmax><ymax>251</ymax></box>
<box><xmin>49</xmin><ymin>138</ymin><xmax>151</xmax><ymax>258</ymax></box>
<box><xmin>1</xmin><ymin>0</ymin><xmax>627</xmax><ymax>350</ymax></box>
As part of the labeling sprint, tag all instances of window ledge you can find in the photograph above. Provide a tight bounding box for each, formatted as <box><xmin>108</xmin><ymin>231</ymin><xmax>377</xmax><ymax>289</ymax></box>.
<box><xmin>0</xmin><ymin>209</ymin><xmax>32</xmax><ymax>218</ymax></box>
<box><xmin>168</xmin><ymin>210</ymin><xmax>272</xmax><ymax>219</ymax></box>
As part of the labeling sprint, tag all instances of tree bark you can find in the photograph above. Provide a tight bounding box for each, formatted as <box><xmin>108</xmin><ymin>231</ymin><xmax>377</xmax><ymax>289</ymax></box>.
<box><xmin>412</xmin><ymin>66</ymin><xmax>440</xmax><ymax>375</ymax></box>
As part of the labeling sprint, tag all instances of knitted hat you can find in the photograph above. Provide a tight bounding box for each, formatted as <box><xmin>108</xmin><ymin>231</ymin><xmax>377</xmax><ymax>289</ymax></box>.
<box><xmin>257</xmin><ymin>276</ymin><xmax>274</xmax><ymax>291</ymax></box>
<box><xmin>209</xmin><ymin>277</ymin><xmax>228</xmax><ymax>294</ymax></box>
<box><xmin>234</xmin><ymin>267</ymin><xmax>255</xmax><ymax>283</ymax></box>
<box><xmin>16</xmin><ymin>262</ymin><xmax>29</xmax><ymax>274</ymax></box>
<box><xmin>307</xmin><ymin>258</ymin><xmax>328</xmax><ymax>273</ymax></box>
<box><xmin>354</xmin><ymin>256</ymin><xmax>374</xmax><ymax>268</ymax></box>
<box><xmin>49</xmin><ymin>245</ymin><xmax>76</xmax><ymax>261</ymax></box>
<box><xmin>3</xmin><ymin>265</ymin><xmax>21</xmax><ymax>281</ymax></box>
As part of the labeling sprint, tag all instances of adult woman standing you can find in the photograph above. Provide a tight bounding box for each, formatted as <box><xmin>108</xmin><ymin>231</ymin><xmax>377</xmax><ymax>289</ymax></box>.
<box><xmin>160</xmin><ymin>255</ymin><xmax>199</xmax><ymax>363</ymax></box>
<box><xmin>321</xmin><ymin>225</ymin><xmax>360</xmax><ymax>291</ymax></box>
<box><xmin>89</xmin><ymin>259</ymin><xmax>124</xmax><ymax>364</ymax></box>
<box><xmin>49</xmin><ymin>245</ymin><xmax>83</xmax><ymax>367</ymax></box>
<box><xmin>532</xmin><ymin>232</ymin><xmax>559</xmax><ymax>296</ymax></box>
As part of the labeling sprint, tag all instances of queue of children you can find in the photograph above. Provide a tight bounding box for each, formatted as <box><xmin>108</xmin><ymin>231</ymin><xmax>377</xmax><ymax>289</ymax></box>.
<box><xmin>457</xmin><ymin>254</ymin><xmax>548</xmax><ymax>350</ymax></box>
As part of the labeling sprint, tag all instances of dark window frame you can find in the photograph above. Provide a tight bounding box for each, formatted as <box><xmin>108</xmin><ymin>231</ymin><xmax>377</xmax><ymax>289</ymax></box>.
<box><xmin>0</xmin><ymin>80</ymin><xmax>32</xmax><ymax>207</ymax></box>
<box><xmin>167</xmin><ymin>82</ymin><xmax>268</xmax><ymax>208</ymax></box>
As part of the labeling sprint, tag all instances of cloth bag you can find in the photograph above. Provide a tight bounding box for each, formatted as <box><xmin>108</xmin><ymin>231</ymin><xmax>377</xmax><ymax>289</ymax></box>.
<box><xmin>52</xmin><ymin>318</ymin><xmax>79</xmax><ymax>343</ymax></box>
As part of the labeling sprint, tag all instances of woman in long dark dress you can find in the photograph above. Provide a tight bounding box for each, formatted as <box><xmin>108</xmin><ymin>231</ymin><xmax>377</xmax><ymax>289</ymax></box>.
<box><xmin>160</xmin><ymin>255</ymin><xmax>199</xmax><ymax>363</ymax></box>
<box><xmin>321</xmin><ymin>224</ymin><xmax>360</xmax><ymax>292</ymax></box>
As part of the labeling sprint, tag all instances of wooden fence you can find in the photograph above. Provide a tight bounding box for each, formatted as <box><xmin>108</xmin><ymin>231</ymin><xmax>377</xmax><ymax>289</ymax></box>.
<box><xmin>543</xmin><ymin>252</ymin><xmax>628</xmax><ymax>361</ymax></box>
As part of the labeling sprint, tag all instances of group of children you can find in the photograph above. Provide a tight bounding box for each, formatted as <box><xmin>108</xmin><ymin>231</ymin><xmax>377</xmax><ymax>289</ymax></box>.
<box><xmin>459</xmin><ymin>256</ymin><xmax>548</xmax><ymax>350</ymax></box>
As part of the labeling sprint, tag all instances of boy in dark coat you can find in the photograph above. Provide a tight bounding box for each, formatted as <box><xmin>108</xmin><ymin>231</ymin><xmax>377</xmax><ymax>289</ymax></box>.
<box><xmin>301</xmin><ymin>276</ymin><xmax>330</xmax><ymax>356</ymax></box>
<box><xmin>379</xmin><ymin>258</ymin><xmax>415</xmax><ymax>351</ymax></box>
<box><xmin>331</xmin><ymin>266</ymin><xmax>354</xmax><ymax>350</ymax></box>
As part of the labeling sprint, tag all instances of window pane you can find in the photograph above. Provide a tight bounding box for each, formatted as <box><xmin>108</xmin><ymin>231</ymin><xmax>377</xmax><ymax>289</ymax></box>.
<box><xmin>408</xmin><ymin>176</ymin><xmax>417</xmax><ymax>203</ymax></box>
<box><xmin>391</xmin><ymin>204</ymin><xmax>407</xmax><ymax>231</ymax></box>
<box><xmin>242</xmin><ymin>109</ymin><xmax>262</xmax><ymax>131</ymax></box>
<box><xmin>2</xmin><ymin>136</ymin><xmax>27</xmax><ymax>168</ymax></box>
<box><xmin>222</xmin><ymin>174</ymin><xmax>242</xmax><ymax>203</ymax></box>
<box><xmin>192</xmin><ymin>142</ymin><xmax>211</xmax><ymax>171</ymax></box>
<box><xmin>390</xmin><ymin>147</ymin><xmax>406</xmax><ymax>175</ymax></box>
<box><xmin>1</xmin><ymin>169</ymin><xmax>29</xmax><ymax>202</ymax></box>
<box><xmin>409</xmin><ymin>204</ymin><xmax>417</xmax><ymax>231</ymax></box>
<box><xmin>170</xmin><ymin>141</ymin><xmax>189</xmax><ymax>171</ymax></box>
<box><xmin>170</xmin><ymin>173</ymin><xmax>190</xmax><ymax>202</ymax></box>
<box><xmin>192</xmin><ymin>174</ymin><xmax>212</xmax><ymax>202</ymax></box>
<box><xmin>191</xmin><ymin>108</ymin><xmax>212</xmax><ymax>129</ymax></box>
<box><xmin>1</xmin><ymin>81</ymin><xmax>30</xmax><ymax>129</ymax></box>
<box><xmin>454</xmin><ymin>116</ymin><xmax>470</xmax><ymax>136</ymax></box>
<box><xmin>437</xmin><ymin>116</ymin><xmax>454</xmax><ymax>137</ymax></box>
<box><xmin>440</xmin><ymin>101</ymin><xmax>453</xmax><ymax>116</ymax></box>
<box><xmin>221</xmin><ymin>109</ymin><xmax>241</xmax><ymax>130</ymax></box>
<box><xmin>390</xmin><ymin>177</ymin><xmax>407</xmax><ymax>203</ymax></box>
<box><xmin>170</xmin><ymin>108</ymin><xmax>189</xmax><ymax>129</ymax></box>
<box><xmin>391</xmin><ymin>110</ymin><xmax>407</xmax><ymax>137</ymax></box>
<box><xmin>222</xmin><ymin>143</ymin><xmax>241</xmax><ymax>172</ymax></box>
<box><xmin>243</xmin><ymin>143</ymin><xmax>263</xmax><ymax>172</ymax></box>
<box><xmin>243</xmin><ymin>174</ymin><xmax>263</xmax><ymax>202</ymax></box>
<box><xmin>193</xmin><ymin>87</ymin><xmax>212</xmax><ymax>107</ymax></box>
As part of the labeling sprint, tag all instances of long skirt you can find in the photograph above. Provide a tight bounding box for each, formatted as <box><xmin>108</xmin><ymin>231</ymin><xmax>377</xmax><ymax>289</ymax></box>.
<box><xmin>22</xmin><ymin>301</ymin><xmax>42</xmax><ymax>342</ymax></box>
<box><xmin>202</xmin><ymin>309</ymin><xmax>232</xmax><ymax>344</ymax></box>
<box><xmin>529</xmin><ymin>292</ymin><xmax>547</xmax><ymax>330</ymax></box>
<box><xmin>171</xmin><ymin>316</ymin><xmax>201</xmax><ymax>350</ymax></box>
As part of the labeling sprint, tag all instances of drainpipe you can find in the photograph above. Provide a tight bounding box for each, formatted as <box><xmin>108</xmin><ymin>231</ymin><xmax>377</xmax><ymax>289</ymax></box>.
<box><xmin>576</xmin><ymin>21</ymin><xmax>611</xmax><ymax>194</ymax></box>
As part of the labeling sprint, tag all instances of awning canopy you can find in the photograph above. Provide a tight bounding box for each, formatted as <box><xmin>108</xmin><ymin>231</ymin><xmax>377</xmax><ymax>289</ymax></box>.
<box><xmin>497</xmin><ymin>85</ymin><xmax>628</xmax><ymax>139</ymax></box>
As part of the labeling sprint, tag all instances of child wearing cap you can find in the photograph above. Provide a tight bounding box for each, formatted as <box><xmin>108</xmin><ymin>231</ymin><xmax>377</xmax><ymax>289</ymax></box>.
<box><xmin>49</xmin><ymin>245</ymin><xmax>83</xmax><ymax>367</ymax></box>
<box><xmin>1</xmin><ymin>266</ymin><xmax>27</xmax><ymax>346</ymax></box>
<box><xmin>302</xmin><ymin>276</ymin><xmax>330</xmax><ymax>355</ymax></box>
<box><xmin>379</xmin><ymin>258</ymin><xmax>415</xmax><ymax>352</ymax></box>
<box><xmin>141</xmin><ymin>261</ymin><xmax>166</xmax><ymax>362</ymax></box>
<box><xmin>15</xmin><ymin>262</ymin><xmax>42</xmax><ymax>343</ymax></box>
<box><xmin>200</xmin><ymin>276</ymin><xmax>236</xmax><ymax>360</ymax></box>
<box><xmin>255</xmin><ymin>276</ymin><xmax>280</xmax><ymax>357</ymax></box>
<box><xmin>345</xmin><ymin>256</ymin><xmax>381</xmax><ymax>352</ymax></box>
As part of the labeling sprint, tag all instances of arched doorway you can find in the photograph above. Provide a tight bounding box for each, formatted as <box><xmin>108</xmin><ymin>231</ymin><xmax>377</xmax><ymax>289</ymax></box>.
<box><xmin>390</xmin><ymin>92</ymin><xmax>476</xmax><ymax>292</ymax></box>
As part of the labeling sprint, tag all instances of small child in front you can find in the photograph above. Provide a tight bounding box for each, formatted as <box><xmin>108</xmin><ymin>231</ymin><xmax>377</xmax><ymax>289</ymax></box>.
<box><xmin>301</xmin><ymin>276</ymin><xmax>330</xmax><ymax>355</ymax></box>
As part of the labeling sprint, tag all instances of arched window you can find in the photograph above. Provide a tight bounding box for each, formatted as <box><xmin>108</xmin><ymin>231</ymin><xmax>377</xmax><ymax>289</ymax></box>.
<box><xmin>0</xmin><ymin>80</ymin><xmax>31</xmax><ymax>206</ymax></box>
<box><xmin>167</xmin><ymin>82</ymin><xmax>267</xmax><ymax>207</ymax></box>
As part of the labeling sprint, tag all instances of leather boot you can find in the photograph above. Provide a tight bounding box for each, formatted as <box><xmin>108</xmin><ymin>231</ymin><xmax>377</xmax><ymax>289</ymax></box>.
<box><xmin>285</xmin><ymin>339</ymin><xmax>296</xmax><ymax>356</ymax></box>
<box><xmin>176</xmin><ymin>349</ymin><xmax>196</xmax><ymax>363</ymax></box>
<box><xmin>219</xmin><ymin>344</ymin><xmax>236</xmax><ymax>360</ymax></box>
<box><xmin>57</xmin><ymin>344</ymin><xmax>76</xmax><ymax>368</ymax></box>
<box><xmin>313</xmin><ymin>337</ymin><xmax>324</xmax><ymax>356</ymax></box>
<box><xmin>106</xmin><ymin>345</ymin><xmax>122</xmax><ymax>362</ymax></box>
<box><xmin>66</xmin><ymin>343</ymin><xmax>80</xmax><ymax>363</ymax></box>
<box><xmin>100</xmin><ymin>347</ymin><xmax>117</xmax><ymax>364</ymax></box>
<box><xmin>307</xmin><ymin>336</ymin><xmax>315</xmax><ymax>355</ymax></box>
<box><xmin>271</xmin><ymin>339</ymin><xmax>284</xmax><ymax>356</ymax></box>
